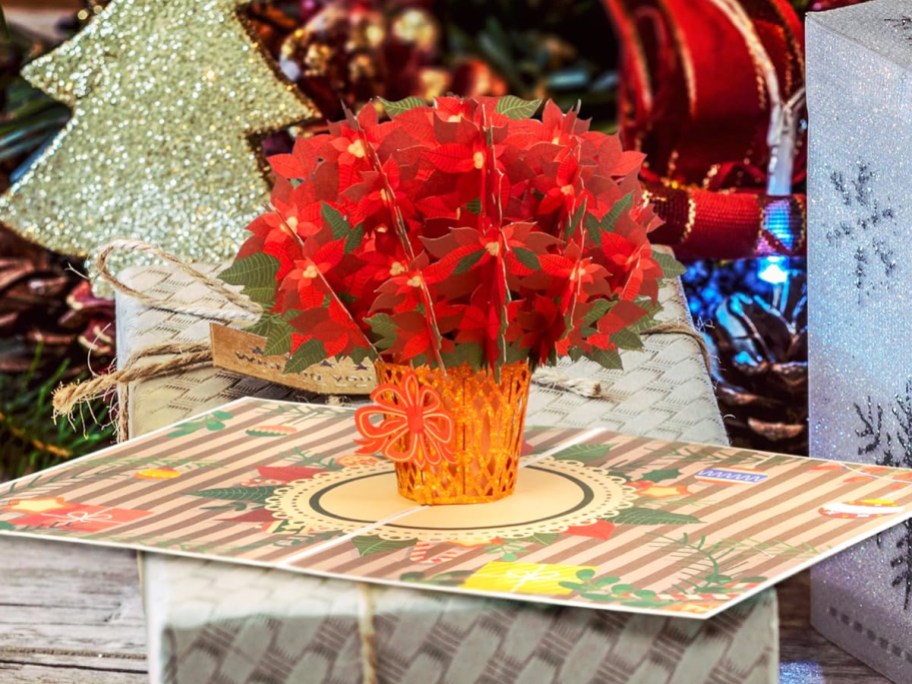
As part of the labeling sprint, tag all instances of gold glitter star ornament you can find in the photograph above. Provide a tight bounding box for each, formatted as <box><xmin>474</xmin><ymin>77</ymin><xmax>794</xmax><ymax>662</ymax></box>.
<box><xmin>0</xmin><ymin>0</ymin><xmax>315</xmax><ymax>272</ymax></box>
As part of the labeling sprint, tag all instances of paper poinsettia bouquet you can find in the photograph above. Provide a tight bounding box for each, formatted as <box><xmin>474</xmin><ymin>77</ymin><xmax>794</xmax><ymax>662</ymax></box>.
<box><xmin>221</xmin><ymin>95</ymin><xmax>684</xmax><ymax>505</ymax></box>
<box><xmin>221</xmin><ymin>95</ymin><xmax>683</xmax><ymax>374</ymax></box>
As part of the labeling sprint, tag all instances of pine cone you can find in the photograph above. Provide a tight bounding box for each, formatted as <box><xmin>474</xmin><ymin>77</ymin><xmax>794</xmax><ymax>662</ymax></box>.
<box><xmin>709</xmin><ymin>271</ymin><xmax>808</xmax><ymax>454</ymax></box>
<box><xmin>0</xmin><ymin>227</ymin><xmax>114</xmax><ymax>377</ymax></box>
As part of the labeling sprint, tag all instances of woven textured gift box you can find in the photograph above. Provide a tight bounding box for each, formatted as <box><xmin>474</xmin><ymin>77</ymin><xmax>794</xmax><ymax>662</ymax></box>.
<box><xmin>807</xmin><ymin>2</ymin><xmax>912</xmax><ymax>682</ymax></box>
<box><xmin>119</xmin><ymin>264</ymin><xmax>777</xmax><ymax>684</ymax></box>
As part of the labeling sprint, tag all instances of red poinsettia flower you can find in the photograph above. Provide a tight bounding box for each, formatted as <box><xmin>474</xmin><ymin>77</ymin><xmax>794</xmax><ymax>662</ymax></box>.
<box><xmin>354</xmin><ymin>372</ymin><xmax>455</xmax><ymax>466</ymax></box>
<box><xmin>221</xmin><ymin>95</ymin><xmax>682</xmax><ymax>380</ymax></box>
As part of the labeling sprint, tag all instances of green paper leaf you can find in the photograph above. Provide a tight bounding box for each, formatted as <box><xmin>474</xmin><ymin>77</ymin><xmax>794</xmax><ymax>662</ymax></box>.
<box><xmin>584</xmin><ymin>347</ymin><xmax>623</xmax><ymax>371</ymax></box>
<box><xmin>441</xmin><ymin>342</ymin><xmax>484</xmax><ymax>369</ymax></box>
<box><xmin>322</xmin><ymin>203</ymin><xmax>352</xmax><ymax>240</ymax></box>
<box><xmin>566</xmin><ymin>199</ymin><xmax>587</xmax><ymax>240</ymax></box>
<box><xmin>453</xmin><ymin>249</ymin><xmax>486</xmax><ymax>275</ymax></box>
<box><xmin>504</xmin><ymin>342</ymin><xmax>530</xmax><ymax>364</ymax></box>
<box><xmin>351</xmin><ymin>535</ymin><xmax>416</xmax><ymax>557</ymax></box>
<box><xmin>0</xmin><ymin>521</ymin><xmax>15</xmax><ymax>531</ymax></box>
<box><xmin>345</xmin><ymin>223</ymin><xmax>365</xmax><ymax>254</ymax></box>
<box><xmin>246</xmin><ymin>316</ymin><xmax>273</xmax><ymax>337</ymax></box>
<box><xmin>575</xmin><ymin>568</ymin><xmax>596</xmax><ymax>581</ymax></box>
<box><xmin>640</xmin><ymin>468</ymin><xmax>681</xmax><ymax>483</ymax></box>
<box><xmin>348</xmin><ymin>346</ymin><xmax>374</xmax><ymax>366</ymax></box>
<box><xmin>602</xmin><ymin>192</ymin><xmax>633</xmax><ymax>232</ymax></box>
<box><xmin>626</xmin><ymin>300</ymin><xmax>663</xmax><ymax>333</ymax></box>
<box><xmin>610</xmin><ymin>583</ymin><xmax>634</xmax><ymax>594</ymax></box>
<box><xmin>653</xmin><ymin>248</ymin><xmax>687</xmax><ymax>278</ymax></box>
<box><xmin>613</xmin><ymin>507</ymin><xmax>701</xmax><ymax>525</ymax></box>
<box><xmin>261</xmin><ymin>312</ymin><xmax>299</xmax><ymax>357</ymax></box>
<box><xmin>584</xmin><ymin>214</ymin><xmax>603</xmax><ymax>246</ymax></box>
<box><xmin>284</xmin><ymin>339</ymin><xmax>326</xmax><ymax>373</ymax></box>
<box><xmin>365</xmin><ymin>313</ymin><xmax>397</xmax><ymax>351</ymax></box>
<box><xmin>219</xmin><ymin>253</ymin><xmax>280</xmax><ymax>308</ymax></box>
<box><xmin>513</xmin><ymin>247</ymin><xmax>541</xmax><ymax>271</ymax></box>
<box><xmin>611</xmin><ymin>328</ymin><xmax>643</xmax><ymax>351</ymax></box>
<box><xmin>551</xmin><ymin>443</ymin><xmax>612</xmax><ymax>462</ymax></box>
<box><xmin>583</xmin><ymin>299</ymin><xmax>614</xmax><ymax>326</ymax></box>
<box><xmin>495</xmin><ymin>95</ymin><xmax>542</xmax><ymax>119</ymax></box>
<box><xmin>188</xmin><ymin>486</ymin><xmax>278</xmax><ymax>504</ymax></box>
<box><xmin>379</xmin><ymin>96</ymin><xmax>427</xmax><ymax>117</ymax></box>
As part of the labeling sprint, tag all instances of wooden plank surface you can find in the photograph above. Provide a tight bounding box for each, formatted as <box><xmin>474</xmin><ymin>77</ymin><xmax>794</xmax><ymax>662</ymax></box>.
<box><xmin>0</xmin><ymin>537</ymin><xmax>147</xmax><ymax>683</ymax></box>
<box><xmin>0</xmin><ymin>535</ymin><xmax>894</xmax><ymax>683</ymax></box>
<box><xmin>778</xmin><ymin>570</ymin><xmax>889</xmax><ymax>684</ymax></box>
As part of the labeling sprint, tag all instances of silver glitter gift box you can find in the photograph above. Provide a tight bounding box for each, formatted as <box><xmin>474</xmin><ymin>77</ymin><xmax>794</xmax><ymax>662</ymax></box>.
<box><xmin>808</xmin><ymin>2</ymin><xmax>912</xmax><ymax>681</ymax></box>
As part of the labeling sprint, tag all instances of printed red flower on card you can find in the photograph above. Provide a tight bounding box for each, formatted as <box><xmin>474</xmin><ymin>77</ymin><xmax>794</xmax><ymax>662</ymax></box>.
<box><xmin>354</xmin><ymin>373</ymin><xmax>455</xmax><ymax>466</ymax></box>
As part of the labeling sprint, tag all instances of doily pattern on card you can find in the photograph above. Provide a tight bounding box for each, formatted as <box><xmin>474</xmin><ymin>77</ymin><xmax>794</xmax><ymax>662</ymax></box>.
<box><xmin>265</xmin><ymin>458</ymin><xmax>636</xmax><ymax>544</ymax></box>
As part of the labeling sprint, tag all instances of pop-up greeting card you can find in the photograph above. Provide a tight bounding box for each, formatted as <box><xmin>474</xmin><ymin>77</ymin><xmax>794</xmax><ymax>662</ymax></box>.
<box><xmin>3</xmin><ymin>397</ymin><xmax>912</xmax><ymax>619</ymax></box>
<box><xmin>215</xmin><ymin>95</ymin><xmax>685</xmax><ymax>506</ymax></box>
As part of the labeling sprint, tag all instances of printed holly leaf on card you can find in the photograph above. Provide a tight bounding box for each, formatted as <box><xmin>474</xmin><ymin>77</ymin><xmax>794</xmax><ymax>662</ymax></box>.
<box><xmin>640</xmin><ymin>468</ymin><xmax>681</xmax><ymax>483</ymax></box>
<box><xmin>613</xmin><ymin>507</ymin><xmax>701</xmax><ymax>525</ymax></box>
<box><xmin>219</xmin><ymin>253</ymin><xmax>280</xmax><ymax>308</ymax></box>
<box><xmin>516</xmin><ymin>533</ymin><xmax>561</xmax><ymax>546</ymax></box>
<box><xmin>551</xmin><ymin>443</ymin><xmax>612</xmax><ymax>462</ymax></box>
<box><xmin>167</xmin><ymin>410</ymin><xmax>234</xmax><ymax>437</ymax></box>
<box><xmin>639</xmin><ymin>468</ymin><xmax>681</xmax><ymax>482</ymax></box>
<box><xmin>351</xmin><ymin>535</ymin><xmax>416</xmax><ymax>557</ymax></box>
<box><xmin>187</xmin><ymin>486</ymin><xmax>279</xmax><ymax>504</ymax></box>
<box><xmin>400</xmin><ymin>570</ymin><xmax>473</xmax><ymax>586</ymax></box>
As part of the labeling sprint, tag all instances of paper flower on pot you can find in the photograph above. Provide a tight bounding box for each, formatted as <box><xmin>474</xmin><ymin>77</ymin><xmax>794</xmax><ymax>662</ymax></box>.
<box><xmin>354</xmin><ymin>373</ymin><xmax>455</xmax><ymax>466</ymax></box>
<box><xmin>221</xmin><ymin>95</ymin><xmax>684</xmax><ymax>374</ymax></box>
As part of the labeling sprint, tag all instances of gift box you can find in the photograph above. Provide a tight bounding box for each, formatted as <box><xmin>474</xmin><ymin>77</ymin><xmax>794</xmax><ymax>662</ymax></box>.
<box><xmin>144</xmin><ymin>553</ymin><xmax>777</xmax><ymax>684</ymax></box>
<box><xmin>117</xmin><ymin>264</ymin><xmax>777</xmax><ymax>683</ymax></box>
<box><xmin>4</xmin><ymin>502</ymin><xmax>150</xmax><ymax>533</ymax></box>
<box><xmin>807</xmin><ymin>2</ymin><xmax>912</xmax><ymax>681</ymax></box>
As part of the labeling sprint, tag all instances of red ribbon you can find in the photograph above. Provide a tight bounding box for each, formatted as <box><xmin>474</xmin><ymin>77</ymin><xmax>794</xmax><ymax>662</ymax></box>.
<box><xmin>354</xmin><ymin>372</ymin><xmax>456</xmax><ymax>466</ymax></box>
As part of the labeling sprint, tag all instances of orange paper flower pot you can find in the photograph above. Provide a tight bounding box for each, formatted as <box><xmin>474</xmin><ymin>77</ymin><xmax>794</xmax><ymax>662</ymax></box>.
<box><xmin>375</xmin><ymin>361</ymin><xmax>532</xmax><ymax>505</ymax></box>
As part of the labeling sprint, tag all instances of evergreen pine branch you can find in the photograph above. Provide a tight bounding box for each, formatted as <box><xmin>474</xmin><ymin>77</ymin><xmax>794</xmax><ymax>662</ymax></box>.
<box><xmin>0</xmin><ymin>346</ymin><xmax>114</xmax><ymax>481</ymax></box>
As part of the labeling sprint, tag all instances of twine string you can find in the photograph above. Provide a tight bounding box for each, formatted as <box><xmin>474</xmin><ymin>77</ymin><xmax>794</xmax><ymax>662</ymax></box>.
<box><xmin>531</xmin><ymin>321</ymin><xmax>712</xmax><ymax>400</ymax></box>
<box><xmin>357</xmin><ymin>582</ymin><xmax>378</xmax><ymax>684</ymax></box>
<box><xmin>94</xmin><ymin>239</ymin><xmax>260</xmax><ymax>324</ymax></box>
<box><xmin>54</xmin><ymin>240</ymin><xmax>713</xmax><ymax>429</ymax></box>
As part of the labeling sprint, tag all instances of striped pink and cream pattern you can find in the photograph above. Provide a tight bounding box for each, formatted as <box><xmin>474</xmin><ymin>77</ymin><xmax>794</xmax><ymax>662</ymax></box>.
<box><xmin>2</xmin><ymin>397</ymin><xmax>911</xmax><ymax>619</ymax></box>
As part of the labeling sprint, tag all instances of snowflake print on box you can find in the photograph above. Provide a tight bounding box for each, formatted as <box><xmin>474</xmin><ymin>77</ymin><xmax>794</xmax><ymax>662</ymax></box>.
<box><xmin>854</xmin><ymin>382</ymin><xmax>912</xmax><ymax>609</ymax></box>
<box><xmin>824</xmin><ymin>162</ymin><xmax>900</xmax><ymax>302</ymax></box>
<box><xmin>884</xmin><ymin>15</ymin><xmax>912</xmax><ymax>36</ymax></box>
